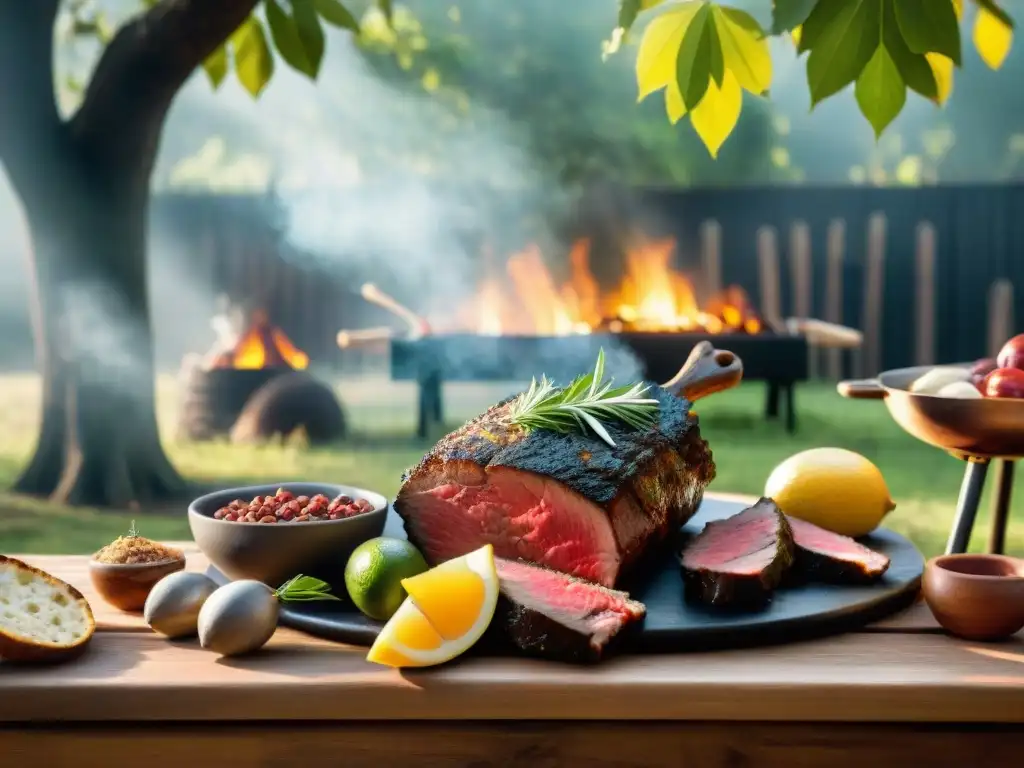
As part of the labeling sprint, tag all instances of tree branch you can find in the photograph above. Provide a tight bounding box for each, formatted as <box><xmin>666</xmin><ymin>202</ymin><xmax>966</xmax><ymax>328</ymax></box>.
<box><xmin>70</xmin><ymin>0</ymin><xmax>259</xmax><ymax>175</ymax></box>
<box><xmin>0</xmin><ymin>0</ymin><xmax>66</xmax><ymax>198</ymax></box>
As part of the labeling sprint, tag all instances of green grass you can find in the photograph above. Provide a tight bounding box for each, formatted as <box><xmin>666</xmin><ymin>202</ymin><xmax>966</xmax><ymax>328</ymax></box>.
<box><xmin>0</xmin><ymin>373</ymin><xmax>1020</xmax><ymax>558</ymax></box>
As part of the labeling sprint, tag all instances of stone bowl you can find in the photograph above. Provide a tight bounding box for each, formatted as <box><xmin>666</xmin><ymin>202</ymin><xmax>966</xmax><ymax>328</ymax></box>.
<box><xmin>188</xmin><ymin>482</ymin><xmax>387</xmax><ymax>589</ymax></box>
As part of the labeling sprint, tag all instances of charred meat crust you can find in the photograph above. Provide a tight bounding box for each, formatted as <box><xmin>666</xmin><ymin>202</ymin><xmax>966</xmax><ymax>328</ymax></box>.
<box><xmin>395</xmin><ymin>385</ymin><xmax>716</xmax><ymax>580</ymax></box>
<box><xmin>494</xmin><ymin>598</ymin><xmax>643</xmax><ymax>664</ymax></box>
<box><xmin>680</xmin><ymin>499</ymin><xmax>796</xmax><ymax>609</ymax></box>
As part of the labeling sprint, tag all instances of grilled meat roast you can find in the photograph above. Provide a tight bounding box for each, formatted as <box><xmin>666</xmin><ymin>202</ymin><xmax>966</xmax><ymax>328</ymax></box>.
<box><xmin>680</xmin><ymin>498</ymin><xmax>796</xmax><ymax>608</ymax></box>
<box><xmin>494</xmin><ymin>557</ymin><xmax>646</xmax><ymax>663</ymax></box>
<box><xmin>395</xmin><ymin>383</ymin><xmax>715</xmax><ymax>589</ymax></box>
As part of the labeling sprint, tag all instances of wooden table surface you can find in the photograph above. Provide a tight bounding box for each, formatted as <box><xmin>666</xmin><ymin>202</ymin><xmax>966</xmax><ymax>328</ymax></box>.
<box><xmin>4</xmin><ymin>492</ymin><xmax>1024</xmax><ymax>767</ymax></box>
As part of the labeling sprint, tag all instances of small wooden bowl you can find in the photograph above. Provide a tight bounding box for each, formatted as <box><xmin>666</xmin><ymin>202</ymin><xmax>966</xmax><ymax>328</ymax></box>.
<box><xmin>922</xmin><ymin>554</ymin><xmax>1024</xmax><ymax>641</ymax></box>
<box><xmin>89</xmin><ymin>558</ymin><xmax>186</xmax><ymax>612</ymax></box>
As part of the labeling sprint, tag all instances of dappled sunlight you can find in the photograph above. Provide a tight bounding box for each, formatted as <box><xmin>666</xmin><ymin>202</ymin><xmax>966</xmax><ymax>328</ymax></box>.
<box><xmin>964</xmin><ymin>644</ymin><xmax>1024</xmax><ymax>665</ymax></box>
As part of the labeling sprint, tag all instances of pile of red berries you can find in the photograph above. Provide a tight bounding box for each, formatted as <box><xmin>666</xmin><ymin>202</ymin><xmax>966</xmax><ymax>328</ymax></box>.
<box><xmin>212</xmin><ymin>487</ymin><xmax>374</xmax><ymax>524</ymax></box>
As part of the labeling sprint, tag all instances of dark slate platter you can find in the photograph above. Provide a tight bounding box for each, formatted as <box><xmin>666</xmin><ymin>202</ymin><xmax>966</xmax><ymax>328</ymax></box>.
<box><xmin>208</xmin><ymin>497</ymin><xmax>924</xmax><ymax>655</ymax></box>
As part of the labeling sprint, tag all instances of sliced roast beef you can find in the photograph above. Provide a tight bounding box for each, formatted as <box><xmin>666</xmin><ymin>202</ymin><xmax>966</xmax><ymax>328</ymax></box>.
<box><xmin>395</xmin><ymin>385</ymin><xmax>715</xmax><ymax>588</ymax></box>
<box><xmin>786</xmin><ymin>516</ymin><xmax>890</xmax><ymax>583</ymax></box>
<box><xmin>494</xmin><ymin>557</ymin><xmax>646</xmax><ymax>663</ymax></box>
<box><xmin>680</xmin><ymin>498</ymin><xmax>795</xmax><ymax>608</ymax></box>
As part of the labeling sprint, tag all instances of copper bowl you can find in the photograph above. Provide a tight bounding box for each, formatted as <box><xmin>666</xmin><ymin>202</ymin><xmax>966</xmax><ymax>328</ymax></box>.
<box><xmin>89</xmin><ymin>557</ymin><xmax>186</xmax><ymax>612</ymax></box>
<box><xmin>922</xmin><ymin>554</ymin><xmax>1024</xmax><ymax>641</ymax></box>
<box><xmin>838</xmin><ymin>363</ymin><xmax>1024</xmax><ymax>459</ymax></box>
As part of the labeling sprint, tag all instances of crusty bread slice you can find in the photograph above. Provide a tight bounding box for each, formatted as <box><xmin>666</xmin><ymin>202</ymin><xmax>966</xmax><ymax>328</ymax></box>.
<box><xmin>0</xmin><ymin>556</ymin><xmax>96</xmax><ymax>662</ymax></box>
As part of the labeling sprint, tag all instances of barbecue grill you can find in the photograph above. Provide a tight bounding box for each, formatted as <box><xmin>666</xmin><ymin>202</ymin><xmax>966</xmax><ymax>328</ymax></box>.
<box><xmin>341</xmin><ymin>283</ymin><xmax>862</xmax><ymax>439</ymax></box>
<box><xmin>390</xmin><ymin>331</ymin><xmax>808</xmax><ymax>438</ymax></box>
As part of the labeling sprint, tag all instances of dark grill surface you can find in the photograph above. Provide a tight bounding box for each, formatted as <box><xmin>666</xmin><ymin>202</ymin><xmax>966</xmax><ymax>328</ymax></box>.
<box><xmin>390</xmin><ymin>333</ymin><xmax>809</xmax><ymax>384</ymax></box>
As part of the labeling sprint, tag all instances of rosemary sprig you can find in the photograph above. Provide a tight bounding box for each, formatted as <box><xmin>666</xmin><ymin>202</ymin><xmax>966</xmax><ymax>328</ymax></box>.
<box><xmin>274</xmin><ymin>574</ymin><xmax>343</xmax><ymax>603</ymax></box>
<box><xmin>507</xmin><ymin>349</ymin><xmax>659</xmax><ymax>447</ymax></box>
<box><xmin>128</xmin><ymin>520</ymin><xmax>139</xmax><ymax>538</ymax></box>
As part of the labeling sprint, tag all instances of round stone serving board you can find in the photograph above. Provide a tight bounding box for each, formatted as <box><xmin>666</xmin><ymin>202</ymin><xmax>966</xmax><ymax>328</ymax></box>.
<box><xmin>207</xmin><ymin>497</ymin><xmax>924</xmax><ymax>654</ymax></box>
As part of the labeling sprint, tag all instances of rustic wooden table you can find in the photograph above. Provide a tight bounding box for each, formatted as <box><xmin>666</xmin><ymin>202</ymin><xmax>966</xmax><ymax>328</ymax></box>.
<box><xmin>2</xmin><ymin>492</ymin><xmax>1024</xmax><ymax>768</ymax></box>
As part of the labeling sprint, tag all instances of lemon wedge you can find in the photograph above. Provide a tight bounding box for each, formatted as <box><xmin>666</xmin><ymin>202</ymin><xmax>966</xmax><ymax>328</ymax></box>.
<box><xmin>366</xmin><ymin>544</ymin><xmax>499</xmax><ymax>668</ymax></box>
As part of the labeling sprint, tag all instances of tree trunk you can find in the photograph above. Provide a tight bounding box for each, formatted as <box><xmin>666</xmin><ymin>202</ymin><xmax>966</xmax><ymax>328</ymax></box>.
<box><xmin>0</xmin><ymin>0</ymin><xmax>260</xmax><ymax>508</ymax></box>
<box><xmin>13</xmin><ymin>143</ymin><xmax>189</xmax><ymax>508</ymax></box>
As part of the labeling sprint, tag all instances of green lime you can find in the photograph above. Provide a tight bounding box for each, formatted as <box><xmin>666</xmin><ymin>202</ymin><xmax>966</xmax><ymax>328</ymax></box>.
<box><xmin>344</xmin><ymin>537</ymin><xmax>429</xmax><ymax>621</ymax></box>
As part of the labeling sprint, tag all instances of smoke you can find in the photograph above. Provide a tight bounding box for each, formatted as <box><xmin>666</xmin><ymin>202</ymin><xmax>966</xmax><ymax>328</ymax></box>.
<box><xmin>162</xmin><ymin>27</ymin><xmax>566</xmax><ymax>322</ymax></box>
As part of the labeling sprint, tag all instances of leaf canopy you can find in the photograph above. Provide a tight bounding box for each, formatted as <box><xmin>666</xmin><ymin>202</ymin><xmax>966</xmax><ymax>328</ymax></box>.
<box><xmin>628</xmin><ymin>0</ymin><xmax>1014</xmax><ymax>156</ymax></box>
<box><xmin>159</xmin><ymin>0</ymin><xmax>1017</xmax><ymax>160</ymax></box>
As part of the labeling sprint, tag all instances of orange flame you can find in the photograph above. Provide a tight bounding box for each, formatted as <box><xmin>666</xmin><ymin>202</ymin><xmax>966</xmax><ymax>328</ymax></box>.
<box><xmin>219</xmin><ymin>310</ymin><xmax>309</xmax><ymax>369</ymax></box>
<box><xmin>459</xmin><ymin>237</ymin><xmax>761</xmax><ymax>336</ymax></box>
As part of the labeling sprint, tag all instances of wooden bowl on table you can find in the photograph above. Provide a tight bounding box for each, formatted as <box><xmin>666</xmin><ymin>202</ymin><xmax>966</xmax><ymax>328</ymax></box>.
<box><xmin>922</xmin><ymin>554</ymin><xmax>1024</xmax><ymax>641</ymax></box>
<box><xmin>89</xmin><ymin>558</ymin><xmax>186</xmax><ymax>612</ymax></box>
<box><xmin>188</xmin><ymin>482</ymin><xmax>388</xmax><ymax>589</ymax></box>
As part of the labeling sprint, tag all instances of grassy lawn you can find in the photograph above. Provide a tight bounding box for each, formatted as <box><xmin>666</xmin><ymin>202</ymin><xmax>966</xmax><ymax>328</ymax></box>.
<box><xmin>0</xmin><ymin>373</ymin><xmax>1020</xmax><ymax>558</ymax></box>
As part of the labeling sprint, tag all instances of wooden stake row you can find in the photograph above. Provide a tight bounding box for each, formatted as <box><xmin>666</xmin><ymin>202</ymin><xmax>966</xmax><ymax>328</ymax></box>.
<box><xmin>695</xmin><ymin>214</ymin><xmax>1016</xmax><ymax>380</ymax></box>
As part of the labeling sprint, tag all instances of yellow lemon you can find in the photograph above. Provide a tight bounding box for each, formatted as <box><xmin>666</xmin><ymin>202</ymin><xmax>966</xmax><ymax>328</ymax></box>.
<box><xmin>366</xmin><ymin>544</ymin><xmax>498</xmax><ymax>668</ymax></box>
<box><xmin>764</xmin><ymin>448</ymin><xmax>896</xmax><ymax>538</ymax></box>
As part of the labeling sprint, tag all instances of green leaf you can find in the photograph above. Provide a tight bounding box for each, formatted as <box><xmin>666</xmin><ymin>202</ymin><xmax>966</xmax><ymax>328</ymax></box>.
<box><xmin>882</xmin><ymin>0</ymin><xmax>938</xmax><ymax>99</ymax></box>
<box><xmin>798</xmin><ymin>0</ymin><xmax>853</xmax><ymax>53</ymax></box>
<box><xmin>635</xmin><ymin>1</ymin><xmax>704</xmax><ymax>101</ymax></box>
<box><xmin>675</xmin><ymin>3</ymin><xmax>724</xmax><ymax>109</ymax></box>
<box><xmin>855</xmin><ymin>44</ymin><xmax>906</xmax><ymax>137</ymax></box>
<box><xmin>714</xmin><ymin>6</ymin><xmax>772</xmax><ymax>94</ymax></box>
<box><xmin>314</xmin><ymin>0</ymin><xmax>359</xmax><ymax>31</ymax></box>
<box><xmin>973</xmin><ymin>0</ymin><xmax>1014</xmax><ymax>30</ymax></box>
<box><xmin>618</xmin><ymin>0</ymin><xmax>669</xmax><ymax>34</ymax></box>
<box><xmin>618</xmin><ymin>0</ymin><xmax>644</xmax><ymax>33</ymax></box>
<box><xmin>893</xmin><ymin>0</ymin><xmax>961</xmax><ymax>65</ymax></box>
<box><xmin>771</xmin><ymin>0</ymin><xmax>820</xmax><ymax>34</ymax></box>
<box><xmin>293</xmin><ymin>0</ymin><xmax>326</xmax><ymax>77</ymax></box>
<box><xmin>275</xmin><ymin>574</ymin><xmax>342</xmax><ymax>602</ymax></box>
<box><xmin>265</xmin><ymin>0</ymin><xmax>314</xmax><ymax>76</ymax></box>
<box><xmin>805</xmin><ymin>0</ymin><xmax>881</xmax><ymax>105</ymax></box>
<box><xmin>202</xmin><ymin>45</ymin><xmax>229</xmax><ymax>89</ymax></box>
<box><xmin>232</xmin><ymin>16</ymin><xmax>275</xmax><ymax>97</ymax></box>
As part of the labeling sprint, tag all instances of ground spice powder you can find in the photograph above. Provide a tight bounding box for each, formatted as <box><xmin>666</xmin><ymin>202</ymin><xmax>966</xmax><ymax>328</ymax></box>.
<box><xmin>93</xmin><ymin>536</ymin><xmax>184</xmax><ymax>565</ymax></box>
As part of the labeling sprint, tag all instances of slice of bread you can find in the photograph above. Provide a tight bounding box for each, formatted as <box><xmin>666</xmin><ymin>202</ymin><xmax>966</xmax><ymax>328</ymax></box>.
<box><xmin>0</xmin><ymin>556</ymin><xmax>96</xmax><ymax>662</ymax></box>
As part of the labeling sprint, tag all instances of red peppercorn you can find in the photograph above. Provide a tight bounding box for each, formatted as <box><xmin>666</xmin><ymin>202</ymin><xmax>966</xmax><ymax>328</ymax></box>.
<box><xmin>224</xmin><ymin>512</ymin><xmax>237</xmax><ymax>522</ymax></box>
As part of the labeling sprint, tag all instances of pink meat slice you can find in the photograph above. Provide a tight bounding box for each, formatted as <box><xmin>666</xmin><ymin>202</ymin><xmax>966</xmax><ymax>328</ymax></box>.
<box><xmin>787</xmin><ymin>516</ymin><xmax>890</xmax><ymax>581</ymax></box>
<box><xmin>401</xmin><ymin>463</ymin><xmax>621</xmax><ymax>587</ymax></box>
<box><xmin>495</xmin><ymin>557</ymin><xmax>646</xmax><ymax>661</ymax></box>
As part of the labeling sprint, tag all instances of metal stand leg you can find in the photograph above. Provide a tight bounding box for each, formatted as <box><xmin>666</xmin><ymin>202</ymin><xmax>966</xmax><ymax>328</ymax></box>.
<box><xmin>416</xmin><ymin>372</ymin><xmax>443</xmax><ymax>439</ymax></box>
<box><xmin>765</xmin><ymin>381</ymin><xmax>780</xmax><ymax>419</ymax></box>
<box><xmin>988</xmin><ymin>460</ymin><xmax>1015</xmax><ymax>555</ymax></box>
<box><xmin>945</xmin><ymin>459</ymin><xmax>990</xmax><ymax>555</ymax></box>
<box><xmin>784</xmin><ymin>383</ymin><xmax>797</xmax><ymax>433</ymax></box>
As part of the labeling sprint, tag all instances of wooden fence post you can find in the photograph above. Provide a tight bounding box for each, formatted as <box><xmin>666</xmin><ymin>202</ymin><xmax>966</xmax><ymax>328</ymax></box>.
<box><xmin>988</xmin><ymin>279</ymin><xmax>1014</xmax><ymax>359</ymax></box>
<box><xmin>789</xmin><ymin>221</ymin><xmax>814</xmax><ymax>377</ymax></box>
<box><xmin>824</xmin><ymin>219</ymin><xmax>846</xmax><ymax>380</ymax></box>
<box><xmin>700</xmin><ymin>220</ymin><xmax>722</xmax><ymax>302</ymax></box>
<box><xmin>915</xmin><ymin>222</ymin><xmax>937</xmax><ymax>367</ymax></box>
<box><xmin>860</xmin><ymin>212</ymin><xmax>887</xmax><ymax>377</ymax></box>
<box><xmin>757</xmin><ymin>226</ymin><xmax>782</xmax><ymax>328</ymax></box>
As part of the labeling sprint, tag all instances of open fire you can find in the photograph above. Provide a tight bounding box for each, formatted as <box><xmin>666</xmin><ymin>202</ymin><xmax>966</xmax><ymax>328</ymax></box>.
<box><xmin>210</xmin><ymin>309</ymin><xmax>309</xmax><ymax>370</ymax></box>
<box><xmin>453</xmin><ymin>237</ymin><xmax>762</xmax><ymax>337</ymax></box>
